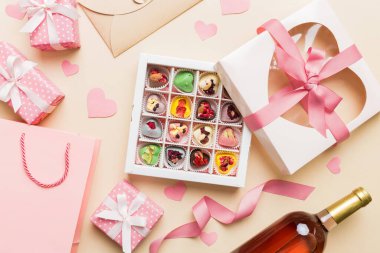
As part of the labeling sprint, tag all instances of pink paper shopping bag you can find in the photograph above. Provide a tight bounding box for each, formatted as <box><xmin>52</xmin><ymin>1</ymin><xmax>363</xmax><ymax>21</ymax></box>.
<box><xmin>0</xmin><ymin>119</ymin><xmax>100</xmax><ymax>253</ymax></box>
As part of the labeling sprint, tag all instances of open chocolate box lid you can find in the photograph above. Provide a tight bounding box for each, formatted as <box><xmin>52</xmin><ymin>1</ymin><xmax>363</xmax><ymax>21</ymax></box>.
<box><xmin>125</xmin><ymin>54</ymin><xmax>252</xmax><ymax>187</ymax></box>
<box><xmin>216</xmin><ymin>0</ymin><xmax>380</xmax><ymax>174</ymax></box>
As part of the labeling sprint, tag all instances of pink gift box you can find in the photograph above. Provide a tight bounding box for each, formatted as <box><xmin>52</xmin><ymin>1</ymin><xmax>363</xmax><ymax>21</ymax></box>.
<box><xmin>91</xmin><ymin>180</ymin><xmax>164</xmax><ymax>252</ymax></box>
<box><xmin>23</xmin><ymin>0</ymin><xmax>80</xmax><ymax>50</ymax></box>
<box><xmin>0</xmin><ymin>41</ymin><xmax>64</xmax><ymax>124</ymax></box>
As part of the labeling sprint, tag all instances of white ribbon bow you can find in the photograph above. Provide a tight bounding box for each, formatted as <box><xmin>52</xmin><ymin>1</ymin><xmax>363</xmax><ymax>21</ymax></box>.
<box><xmin>0</xmin><ymin>55</ymin><xmax>53</xmax><ymax>113</ymax></box>
<box><xmin>19</xmin><ymin>0</ymin><xmax>79</xmax><ymax>50</ymax></box>
<box><xmin>96</xmin><ymin>193</ymin><xmax>150</xmax><ymax>253</ymax></box>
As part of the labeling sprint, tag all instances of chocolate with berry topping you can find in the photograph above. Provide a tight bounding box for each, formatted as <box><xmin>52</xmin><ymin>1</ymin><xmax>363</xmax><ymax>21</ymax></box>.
<box><xmin>215</xmin><ymin>152</ymin><xmax>238</xmax><ymax>175</ymax></box>
<box><xmin>149</xmin><ymin>68</ymin><xmax>168</xmax><ymax>87</ymax></box>
<box><xmin>221</xmin><ymin>102</ymin><xmax>242</xmax><ymax>123</ymax></box>
<box><xmin>219</xmin><ymin>156</ymin><xmax>234</xmax><ymax>172</ymax></box>
<box><xmin>168</xmin><ymin>122</ymin><xmax>188</xmax><ymax>142</ymax></box>
<box><xmin>190</xmin><ymin>149</ymin><xmax>210</xmax><ymax>168</ymax></box>
<box><xmin>198</xmin><ymin>73</ymin><xmax>220</xmax><ymax>96</ymax></box>
<box><xmin>166</xmin><ymin>147</ymin><xmax>186</xmax><ymax>167</ymax></box>
<box><xmin>193</xmin><ymin>125</ymin><xmax>213</xmax><ymax>146</ymax></box>
<box><xmin>196</xmin><ymin>100</ymin><xmax>216</xmax><ymax>120</ymax></box>
<box><xmin>141</xmin><ymin>118</ymin><xmax>162</xmax><ymax>139</ymax></box>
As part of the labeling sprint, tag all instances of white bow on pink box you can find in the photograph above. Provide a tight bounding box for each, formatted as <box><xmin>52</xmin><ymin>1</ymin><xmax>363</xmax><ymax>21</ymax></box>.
<box><xmin>19</xmin><ymin>0</ymin><xmax>80</xmax><ymax>50</ymax></box>
<box><xmin>96</xmin><ymin>193</ymin><xmax>151</xmax><ymax>253</ymax></box>
<box><xmin>0</xmin><ymin>55</ymin><xmax>54</xmax><ymax>113</ymax></box>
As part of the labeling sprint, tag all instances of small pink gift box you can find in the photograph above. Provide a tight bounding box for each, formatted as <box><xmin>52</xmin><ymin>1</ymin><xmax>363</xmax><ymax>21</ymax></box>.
<box><xmin>0</xmin><ymin>41</ymin><xmax>64</xmax><ymax>124</ymax></box>
<box><xmin>91</xmin><ymin>180</ymin><xmax>164</xmax><ymax>253</ymax></box>
<box><xmin>19</xmin><ymin>0</ymin><xmax>80</xmax><ymax>50</ymax></box>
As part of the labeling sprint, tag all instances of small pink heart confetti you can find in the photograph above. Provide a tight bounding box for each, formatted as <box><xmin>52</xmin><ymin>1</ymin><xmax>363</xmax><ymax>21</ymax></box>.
<box><xmin>5</xmin><ymin>4</ymin><xmax>25</xmax><ymax>20</ymax></box>
<box><xmin>164</xmin><ymin>181</ymin><xmax>187</xmax><ymax>201</ymax></box>
<box><xmin>61</xmin><ymin>60</ymin><xmax>79</xmax><ymax>77</ymax></box>
<box><xmin>200</xmin><ymin>231</ymin><xmax>218</xmax><ymax>246</ymax></box>
<box><xmin>194</xmin><ymin>21</ymin><xmax>217</xmax><ymax>41</ymax></box>
<box><xmin>87</xmin><ymin>88</ymin><xmax>117</xmax><ymax>118</ymax></box>
<box><xmin>327</xmin><ymin>156</ymin><xmax>341</xmax><ymax>175</ymax></box>
<box><xmin>220</xmin><ymin>0</ymin><xmax>250</xmax><ymax>15</ymax></box>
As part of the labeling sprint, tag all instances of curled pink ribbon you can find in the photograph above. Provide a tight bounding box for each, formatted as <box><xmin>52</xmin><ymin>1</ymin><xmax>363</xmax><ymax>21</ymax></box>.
<box><xmin>244</xmin><ymin>19</ymin><xmax>362</xmax><ymax>142</ymax></box>
<box><xmin>149</xmin><ymin>180</ymin><xmax>315</xmax><ymax>253</ymax></box>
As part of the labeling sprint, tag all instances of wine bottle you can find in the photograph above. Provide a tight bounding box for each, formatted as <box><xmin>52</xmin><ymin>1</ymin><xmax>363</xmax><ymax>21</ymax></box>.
<box><xmin>232</xmin><ymin>187</ymin><xmax>372</xmax><ymax>253</ymax></box>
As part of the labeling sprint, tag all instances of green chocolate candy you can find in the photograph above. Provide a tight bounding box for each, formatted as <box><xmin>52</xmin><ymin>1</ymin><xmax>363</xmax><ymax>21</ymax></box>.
<box><xmin>139</xmin><ymin>144</ymin><xmax>161</xmax><ymax>165</ymax></box>
<box><xmin>174</xmin><ymin>71</ymin><xmax>194</xmax><ymax>93</ymax></box>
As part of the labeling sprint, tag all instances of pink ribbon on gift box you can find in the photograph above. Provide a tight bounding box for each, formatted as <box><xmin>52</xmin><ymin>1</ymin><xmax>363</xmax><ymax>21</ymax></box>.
<box><xmin>243</xmin><ymin>19</ymin><xmax>362</xmax><ymax>142</ymax></box>
<box><xmin>0</xmin><ymin>55</ymin><xmax>54</xmax><ymax>113</ymax></box>
<box><xmin>19</xmin><ymin>0</ymin><xmax>79</xmax><ymax>50</ymax></box>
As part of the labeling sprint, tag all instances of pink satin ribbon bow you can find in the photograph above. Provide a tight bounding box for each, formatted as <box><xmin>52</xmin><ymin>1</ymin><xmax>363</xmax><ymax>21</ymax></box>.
<box><xmin>149</xmin><ymin>180</ymin><xmax>315</xmax><ymax>253</ymax></box>
<box><xmin>244</xmin><ymin>19</ymin><xmax>362</xmax><ymax>142</ymax></box>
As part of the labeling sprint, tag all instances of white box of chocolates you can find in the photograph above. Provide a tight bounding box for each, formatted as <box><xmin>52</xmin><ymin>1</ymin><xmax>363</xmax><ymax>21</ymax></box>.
<box><xmin>125</xmin><ymin>54</ymin><xmax>252</xmax><ymax>187</ymax></box>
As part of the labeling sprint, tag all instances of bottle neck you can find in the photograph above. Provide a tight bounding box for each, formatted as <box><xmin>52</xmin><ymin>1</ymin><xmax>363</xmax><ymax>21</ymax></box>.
<box><xmin>316</xmin><ymin>187</ymin><xmax>372</xmax><ymax>232</ymax></box>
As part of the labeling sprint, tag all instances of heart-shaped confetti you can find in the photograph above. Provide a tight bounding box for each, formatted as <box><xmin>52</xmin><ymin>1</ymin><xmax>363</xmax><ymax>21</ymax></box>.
<box><xmin>5</xmin><ymin>4</ymin><xmax>25</xmax><ymax>20</ymax></box>
<box><xmin>164</xmin><ymin>181</ymin><xmax>187</xmax><ymax>201</ymax></box>
<box><xmin>327</xmin><ymin>156</ymin><xmax>341</xmax><ymax>174</ymax></box>
<box><xmin>61</xmin><ymin>60</ymin><xmax>79</xmax><ymax>77</ymax></box>
<box><xmin>200</xmin><ymin>231</ymin><xmax>218</xmax><ymax>246</ymax></box>
<box><xmin>87</xmin><ymin>88</ymin><xmax>117</xmax><ymax>118</ymax></box>
<box><xmin>194</xmin><ymin>21</ymin><xmax>217</xmax><ymax>41</ymax></box>
<box><xmin>220</xmin><ymin>0</ymin><xmax>250</xmax><ymax>15</ymax></box>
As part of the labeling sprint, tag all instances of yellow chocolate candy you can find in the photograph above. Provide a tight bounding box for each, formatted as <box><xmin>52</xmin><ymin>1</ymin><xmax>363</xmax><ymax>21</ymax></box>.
<box><xmin>215</xmin><ymin>152</ymin><xmax>238</xmax><ymax>175</ymax></box>
<box><xmin>170</xmin><ymin>96</ymin><xmax>191</xmax><ymax>118</ymax></box>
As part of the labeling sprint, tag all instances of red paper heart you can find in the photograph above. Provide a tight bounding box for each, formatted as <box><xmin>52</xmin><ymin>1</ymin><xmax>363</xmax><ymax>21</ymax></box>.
<box><xmin>87</xmin><ymin>88</ymin><xmax>117</xmax><ymax>118</ymax></box>
<box><xmin>164</xmin><ymin>181</ymin><xmax>187</xmax><ymax>201</ymax></box>
<box><xmin>5</xmin><ymin>4</ymin><xmax>25</xmax><ymax>20</ymax></box>
<box><xmin>61</xmin><ymin>60</ymin><xmax>79</xmax><ymax>77</ymax></box>
<box><xmin>200</xmin><ymin>231</ymin><xmax>218</xmax><ymax>246</ymax></box>
<box><xmin>194</xmin><ymin>21</ymin><xmax>217</xmax><ymax>41</ymax></box>
<box><xmin>220</xmin><ymin>0</ymin><xmax>250</xmax><ymax>15</ymax></box>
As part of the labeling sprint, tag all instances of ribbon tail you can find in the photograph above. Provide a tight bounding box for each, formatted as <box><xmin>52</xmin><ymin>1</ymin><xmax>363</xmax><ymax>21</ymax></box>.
<box><xmin>257</xmin><ymin>19</ymin><xmax>304</xmax><ymax>62</ymax></box>
<box><xmin>149</xmin><ymin>180</ymin><xmax>314</xmax><ymax>253</ymax></box>
<box><xmin>326</xmin><ymin>111</ymin><xmax>350</xmax><ymax>142</ymax></box>
<box><xmin>308</xmin><ymin>90</ymin><xmax>327</xmax><ymax>137</ymax></box>
<box><xmin>10</xmin><ymin>87</ymin><xmax>22</xmax><ymax>112</ymax></box>
<box><xmin>122</xmin><ymin>221</ymin><xmax>132</xmax><ymax>253</ymax></box>
<box><xmin>149</xmin><ymin>222</ymin><xmax>202</xmax><ymax>253</ymax></box>
<box><xmin>319</xmin><ymin>45</ymin><xmax>362</xmax><ymax>80</ymax></box>
<box><xmin>244</xmin><ymin>89</ymin><xmax>308</xmax><ymax>131</ymax></box>
<box><xmin>317</xmin><ymin>85</ymin><xmax>342</xmax><ymax>113</ymax></box>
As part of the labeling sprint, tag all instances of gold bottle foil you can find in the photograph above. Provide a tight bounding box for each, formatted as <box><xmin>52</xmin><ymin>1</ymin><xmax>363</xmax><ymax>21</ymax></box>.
<box><xmin>326</xmin><ymin>187</ymin><xmax>372</xmax><ymax>224</ymax></box>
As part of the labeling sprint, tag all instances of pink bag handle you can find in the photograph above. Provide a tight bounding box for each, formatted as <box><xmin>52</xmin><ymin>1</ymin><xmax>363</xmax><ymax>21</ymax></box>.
<box><xmin>20</xmin><ymin>133</ymin><xmax>71</xmax><ymax>188</ymax></box>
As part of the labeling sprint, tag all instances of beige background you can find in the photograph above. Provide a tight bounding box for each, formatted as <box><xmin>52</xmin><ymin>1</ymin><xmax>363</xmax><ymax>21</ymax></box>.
<box><xmin>1</xmin><ymin>0</ymin><xmax>379</xmax><ymax>252</ymax></box>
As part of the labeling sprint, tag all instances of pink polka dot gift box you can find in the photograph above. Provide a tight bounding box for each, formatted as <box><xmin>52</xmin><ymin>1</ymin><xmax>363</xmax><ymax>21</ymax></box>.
<box><xmin>90</xmin><ymin>180</ymin><xmax>164</xmax><ymax>253</ymax></box>
<box><xmin>19</xmin><ymin>0</ymin><xmax>80</xmax><ymax>51</ymax></box>
<box><xmin>0</xmin><ymin>41</ymin><xmax>64</xmax><ymax>124</ymax></box>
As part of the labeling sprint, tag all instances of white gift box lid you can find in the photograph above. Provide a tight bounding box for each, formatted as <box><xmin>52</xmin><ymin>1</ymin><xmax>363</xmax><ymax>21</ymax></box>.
<box><xmin>216</xmin><ymin>0</ymin><xmax>380</xmax><ymax>174</ymax></box>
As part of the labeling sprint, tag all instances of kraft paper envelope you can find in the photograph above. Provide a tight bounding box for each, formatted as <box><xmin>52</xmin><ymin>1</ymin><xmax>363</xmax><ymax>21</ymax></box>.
<box><xmin>0</xmin><ymin>119</ymin><xmax>100</xmax><ymax>253</ymax></box>
<box><xmin>78</xmin><ymin>0</ymin><xmax>202</xmax><ymax>57</ymax></box>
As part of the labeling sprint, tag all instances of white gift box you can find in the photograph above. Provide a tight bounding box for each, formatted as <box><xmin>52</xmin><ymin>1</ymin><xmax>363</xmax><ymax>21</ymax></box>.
<box><xmin>125</xmin><ymin>54</ymin><xmax>252</xmax><ymax>187</ymax></box>
<box><xmin>216</xmin><ymin>0</ymin><xmax>380</xmax><ymax>174</ymax></box>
